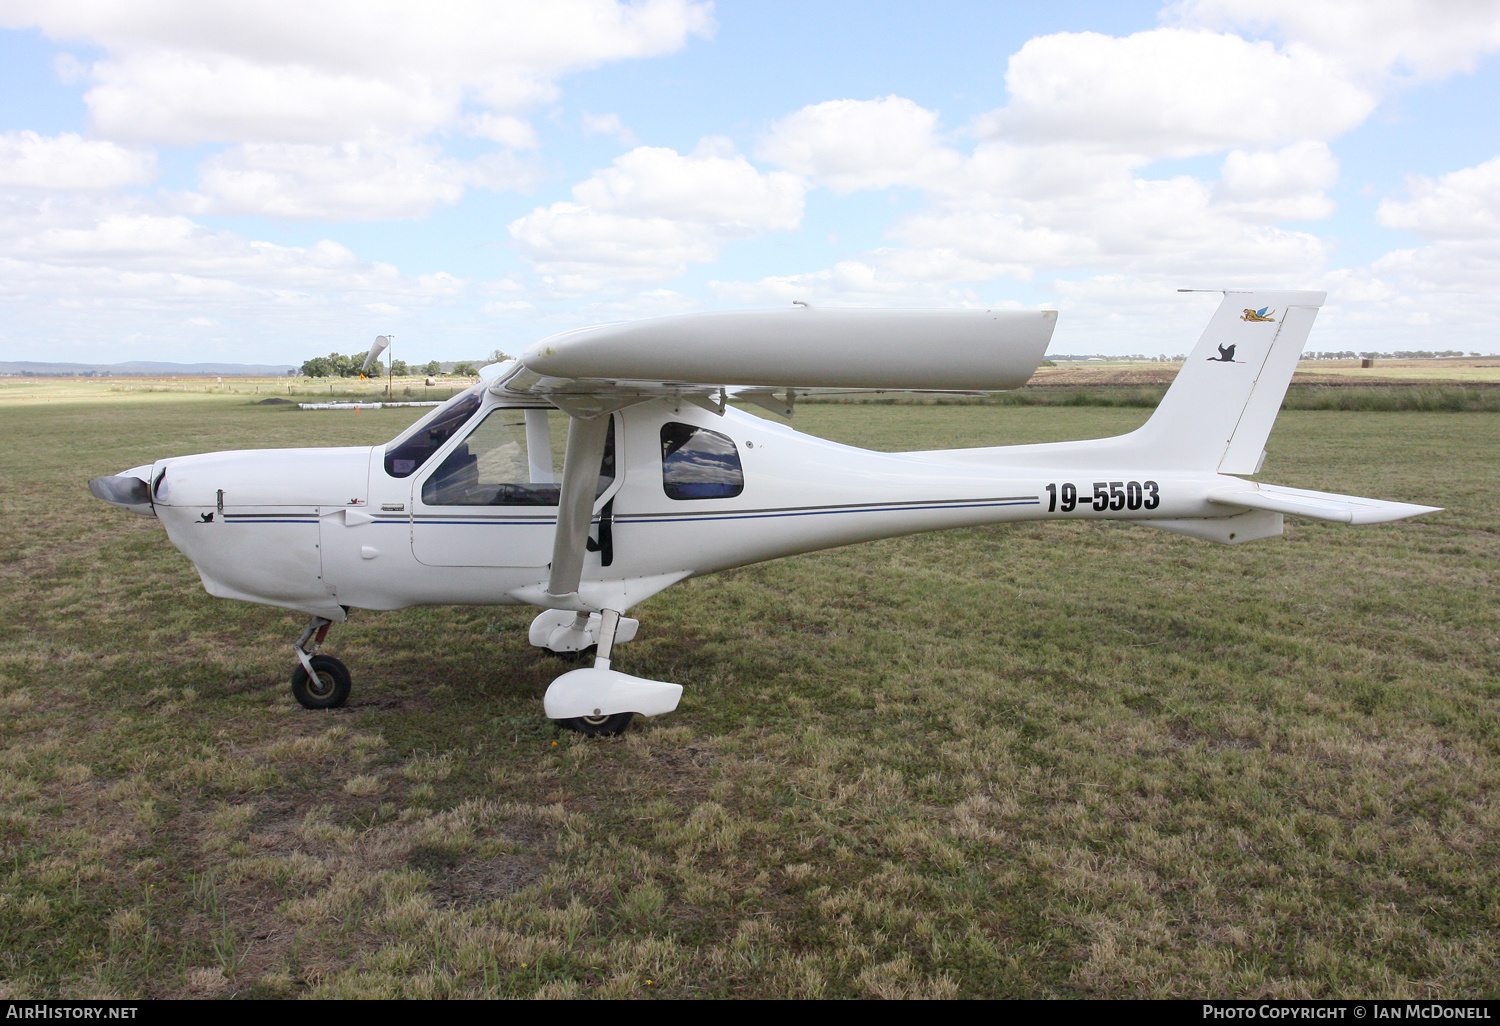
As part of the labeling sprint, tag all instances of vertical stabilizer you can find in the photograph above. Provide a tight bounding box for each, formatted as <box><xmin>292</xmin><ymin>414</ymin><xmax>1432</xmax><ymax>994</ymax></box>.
<box><xmin>1127</xmin><ymin>290</ymin><xmax>1325</xmax><ymax>473</ymax></box>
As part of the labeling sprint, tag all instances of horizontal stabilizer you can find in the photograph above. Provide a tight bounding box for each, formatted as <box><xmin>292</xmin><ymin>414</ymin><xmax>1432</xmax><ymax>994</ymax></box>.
<box><xmin>1207</xmin><ymin>483</ymin><xmax>1442</xmax><ymax>525</ymax></box>
<box><xmin>515</xmin><ymin>306</ymin><xmax>1056</xmax><ymax>393</ymax></box>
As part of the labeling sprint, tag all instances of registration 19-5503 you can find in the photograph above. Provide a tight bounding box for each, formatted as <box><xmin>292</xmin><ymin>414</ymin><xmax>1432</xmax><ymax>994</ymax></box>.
<box><xmin>1045</xmin><ymin>481</ymin><xmax>1160</xmax><ymax>513</ymax></box>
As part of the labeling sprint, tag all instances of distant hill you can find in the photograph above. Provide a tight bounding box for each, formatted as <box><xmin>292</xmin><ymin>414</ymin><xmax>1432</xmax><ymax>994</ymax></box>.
<box><xmin>0</xmin><ymin>360</ymin><xmax>298</xmax><ymax>377</ymax></box>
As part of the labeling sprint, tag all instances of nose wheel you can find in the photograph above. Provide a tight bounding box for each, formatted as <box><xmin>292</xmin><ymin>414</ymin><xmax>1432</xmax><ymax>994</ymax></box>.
<box><xmin>559</xmin><ymin>711</ymin><xmax>634</xmax><ymax>737</ymax></box>
<box><xmin>290</xmin><ymin>616</ymin><xmax>351</xmax><ymax>709</ymax></box>
<box><xmin>291</xmin><ymin>655</ymin><xmax>351</xmax><ymax>709</ymax></box>
<box><xmin>545</xmin><ymin>609</ymin><xmax>681</xmax><ymax>736</ymax></box>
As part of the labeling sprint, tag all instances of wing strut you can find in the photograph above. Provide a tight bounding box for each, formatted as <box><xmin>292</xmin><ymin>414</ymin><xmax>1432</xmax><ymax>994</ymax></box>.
<box><xmin>535</xmin><ymin>408</ymin><xmax>684</xmax><ymax>725</ymax></box>
<box><xmin>545</xmin><ymin>412</ymin><xmax>610</xmax><ymax>603</ymax></box>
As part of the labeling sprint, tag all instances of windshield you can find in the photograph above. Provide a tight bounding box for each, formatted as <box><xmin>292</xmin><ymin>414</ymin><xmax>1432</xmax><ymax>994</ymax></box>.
<box><xmin>384</xmin><ymin>390</ymin><xmax>482</xmax><ymax>478</ymax></box>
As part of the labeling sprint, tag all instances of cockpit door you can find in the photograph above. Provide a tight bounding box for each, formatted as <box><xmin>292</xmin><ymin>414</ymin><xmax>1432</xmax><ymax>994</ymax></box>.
<box><xmin>410</xmin><ymin>407</ymin><xmax>619</xmax><ymax>568</ymax></box>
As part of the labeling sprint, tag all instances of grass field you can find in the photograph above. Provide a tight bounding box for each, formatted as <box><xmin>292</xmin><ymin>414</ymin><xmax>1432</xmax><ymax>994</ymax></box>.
<box><xmin>0</xmin><ymin>375</ymin><xmax>473</xmax><ymax>406</ymax></box>
<box><xmin>0</xmin><ymin>382</ymin><xmax>1495</xmax><ymax>999</ymax></box>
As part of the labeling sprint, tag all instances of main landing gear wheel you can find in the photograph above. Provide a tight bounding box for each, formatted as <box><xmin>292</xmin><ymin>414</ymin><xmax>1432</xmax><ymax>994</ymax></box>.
<box><xmin>291</xmin><ymin>655</ymin><xmax>351</xmax><ymax>710</ymax></box>
<box><xmin>558</xmin><ymin>712</ymin><xmax>634</xmax><ymax>737</ymax></box>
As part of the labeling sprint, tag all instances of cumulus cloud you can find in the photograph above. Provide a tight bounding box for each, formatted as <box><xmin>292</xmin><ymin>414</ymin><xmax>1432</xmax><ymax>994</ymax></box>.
<box><xmin>1377</xmin><ymin>155</ymin><xmax>1500</xmax><ymax>240</ymax></box>
<box><xmin>581</xmin><ymin>112</ymin><xmax>638</xmax><ymax>147</ymax></box>
<box><xmin>1165</xmin><ymin>0</ymin><xmax>1500</xmax><ymax>350</ymax></box>
<box><xmin>888</xmin><ymin>176</ymin><xmax>1330</xmax><ymax>282</ymax></box>
<box><xmin>1304</xmin><ymin>263</ymin><xmax>1500</xmax><ymax>354</ymax></box>
<box><xmin>1355</xmin><ymin>156</ymin><xmax>1500</xmax><ymax>336</ymax></box>
<box><xmin>943</xmin><ymin>142</ymin><xmax>1146</xmax><ymax>203</ymax></box>
<box><xmin>2</xmin><ymin>0</ymin><xmax>715</xmax><ymax>144</ymax></box>
<box><xmin>1169</xmin><ymin>0</ymin><xmax>1500</xmax><ymax>81</ymax></box>
<box><xmin>0</xmin><ymin>193</ymin><xmax>484</xmax><ymax>359</ymax></box>
<box><xmin>734</xmin><ymin>35</ymin><xmax>1363</xmax><ymax>310</ymax></box>
<box><xmin>761</xmin><ymin>106</ymin><xmax>1334</xmax><ymax>291</ymax></box>
<box><xmin>481</xmin><ymin>299</ymin><xmax>536</xmax><ymax>317</ymax></box>
<box><xmin>569</xmin><ymin>288</ymin><xmax>700</xmax><ymax>321</ymax></box>
<box><xmin>757</xmin><ymin>96</ymin><xmax>963</xmax><ymax>192</ymax></box>
<box><xmin>978</xmin><ymin>28</ymin><xmax>1377</xmax><ymax>157</ymax></box>
<box><xmin>509</xmin><ymin>142</ymin><xmax>806</xmax><ymax>287</ymax></box>
<box><xmin>190</xmin><ymin>142</ymin><xmax>539</xmax><ymax>220</ymax></box>
<box><xmin>4</xmin><ymin>207</ymin><xmax>378</xmax><ymax>286</ymax></box>
<box><xmin>708</xmin><ymin>263</ymin><xmax>989</xmax><ymax>308</ymax></box>
<box><xmin>79</xmin><ymin>50</ymin><xmax>457</xmax><ymax>146</ymax></box>
<box><xmin>1214</xmin><ymin>141</ymin><xmax>1339</xmax><ymax>221</ymax></box>
<box><xmin>570</xmin><ymin>140</ymin><xmax>802</xmax><ymax>228</ymax></box>
<box><xmin>5</xmin><ymin>3</ymin><xmax>1497</xmax><ymax>359</ymax></box>
<box><xmin>0</xmin><ymin>1</ymin><xmax>713</xmax><ymax>222</ymax></box>
<box><xmin>1048</xmin><ymin>275</ymin><xmax>1224</xmax><ymax>350</ymax></box>
<box><xmin>0</xmin><ymin>0</ymin><xmax>723</xmax><ymax>238</ymax></box>
<box><xmin>466</xmin><ymin>114</ymin><xmax>540</xmax><ymax>149</ymax></box>
<box><xmin>0</xmin><ymin>131</ymin><xmax>156</xmax><ymax>190</ymax></box>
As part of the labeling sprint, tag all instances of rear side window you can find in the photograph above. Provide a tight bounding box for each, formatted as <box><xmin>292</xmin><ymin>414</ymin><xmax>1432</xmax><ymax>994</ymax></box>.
<box><xmin>661</xmin><ymin>423</ymin><xmax>743</xmax><ymax>500</ymax></box>
<box><xmin>384</xmin><ymin>392</ymin><xmax>481</xmax><ymax>478</ymax></box>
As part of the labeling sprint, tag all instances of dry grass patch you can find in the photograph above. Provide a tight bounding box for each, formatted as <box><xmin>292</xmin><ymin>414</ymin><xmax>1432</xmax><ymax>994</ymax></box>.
<box><xmin>0</xmin><ymin>389</ymin><xmax>1495</xmax><ymax>997</ymax></box>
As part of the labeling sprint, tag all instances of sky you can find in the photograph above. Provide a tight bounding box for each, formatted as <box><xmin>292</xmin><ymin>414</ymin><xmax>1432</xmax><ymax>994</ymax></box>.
<box><xmin>2</xmin><ymin>0</ymin><xmax>1500</xmax><ymax>365</ymax></box>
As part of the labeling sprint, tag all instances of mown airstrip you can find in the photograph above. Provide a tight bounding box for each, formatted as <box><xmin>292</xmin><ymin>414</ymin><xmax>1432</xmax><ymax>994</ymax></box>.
<box><xmin>0</xmin><ymin>360</ymin><xmax>1494</xmax><ymax>998</ymax></box>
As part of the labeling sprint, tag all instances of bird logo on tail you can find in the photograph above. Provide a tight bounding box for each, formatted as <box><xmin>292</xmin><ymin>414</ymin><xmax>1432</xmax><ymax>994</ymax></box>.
<box><xmin>1241</xmin><ymin>307</ymin><xmax>1275</xmax><ymax>322</ymax></box>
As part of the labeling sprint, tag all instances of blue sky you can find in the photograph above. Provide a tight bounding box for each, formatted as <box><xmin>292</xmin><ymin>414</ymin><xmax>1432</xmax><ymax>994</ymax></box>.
<box><xmin>2</xmin><ymin>0</ymin><xmax>1499</xmax><ymax>364</ymax></box>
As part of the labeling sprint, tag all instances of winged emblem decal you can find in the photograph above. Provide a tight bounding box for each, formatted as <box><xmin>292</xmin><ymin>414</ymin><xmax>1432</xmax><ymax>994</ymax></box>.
<box><xmin>1241</xmin><ymin>307</ymin><xmax>1276</xmax><ymax>322</ymax></box>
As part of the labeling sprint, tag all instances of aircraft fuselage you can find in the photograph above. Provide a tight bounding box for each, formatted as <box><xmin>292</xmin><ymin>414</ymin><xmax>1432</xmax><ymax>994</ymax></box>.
<box><xmin>135</xmin><ymin>393</ymin><xmax>1250</xmax><ymax>622</ymax></box>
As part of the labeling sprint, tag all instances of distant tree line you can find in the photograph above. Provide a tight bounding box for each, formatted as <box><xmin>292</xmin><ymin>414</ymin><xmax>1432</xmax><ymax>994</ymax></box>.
<box><xmin>297</xmin><ymin>353</ymin><xmax>482</xmax><ymax>378</ymax></box>
<box><xmin>1049</xmin><ymin>350</ymin><xmax>1482</xmax><ymax>363</ymax></box>
<box><xmin>1306</xmin><ymin>350</ymin><xmax>1472</xmax><ymax>360</ymax></box>
<box><xmin>1049</xmin><ymin>354</ymin><xmax>1189</xmax><ymax>362</ymax></box>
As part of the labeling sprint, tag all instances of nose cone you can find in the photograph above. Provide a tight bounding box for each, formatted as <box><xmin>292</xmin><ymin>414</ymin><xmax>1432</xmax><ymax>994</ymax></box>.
<box><xmin>88</xmin><ymin>465</ymin><xmax>157</xmax><ymax>517</ymax></box>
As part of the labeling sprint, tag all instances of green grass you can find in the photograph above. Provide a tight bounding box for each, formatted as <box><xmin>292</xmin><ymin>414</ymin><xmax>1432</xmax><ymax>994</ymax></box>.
<box><xmin>0</xmin><ymin>390</ymin><xmax>1495</xmax><ymax>998</ymax></box>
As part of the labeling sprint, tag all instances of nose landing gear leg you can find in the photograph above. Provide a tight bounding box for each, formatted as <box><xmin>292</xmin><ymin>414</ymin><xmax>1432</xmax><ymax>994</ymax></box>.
<box><xmin>291</xmin><ymin>616</ymin><xmax>351</xmax><ymax>709</ymax></box>
<box><xmin>545</xmin><ymin>608</ymin><xmax>682</xmax><ymax>737</ymax></box>
<box><xmin>560</xmin><ymin>609</ymin><xmax>633</xmax><ymax>737</ymax></box>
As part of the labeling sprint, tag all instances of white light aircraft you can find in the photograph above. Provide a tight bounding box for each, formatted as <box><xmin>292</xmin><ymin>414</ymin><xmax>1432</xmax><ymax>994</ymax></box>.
<box><xmin>89</xmin><ymin>290</ymin><xmax>1439</xmax><ymax>736</ymax></box>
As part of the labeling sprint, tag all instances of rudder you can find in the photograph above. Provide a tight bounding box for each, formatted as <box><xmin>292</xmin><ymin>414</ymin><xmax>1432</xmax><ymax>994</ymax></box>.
<box><xmin>1129</xmin><ymin>290</ymin><xmax>1325</xmax><ymax>473</ymax></box>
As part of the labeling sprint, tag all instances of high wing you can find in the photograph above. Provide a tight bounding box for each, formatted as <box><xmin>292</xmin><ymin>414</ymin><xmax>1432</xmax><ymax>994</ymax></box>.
<box><xmin>483</xmin><ymin>305</ymin><xmax>1059</xmax><ymax>606</ymax></box>
<box><xmin>495</xmin><ymin>306</ymin><xmax>1057</xmax><ymax>414</ymax></box>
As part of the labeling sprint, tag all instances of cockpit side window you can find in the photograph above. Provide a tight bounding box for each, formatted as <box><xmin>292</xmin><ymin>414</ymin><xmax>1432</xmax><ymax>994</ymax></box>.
<box><xmin>384</xmin><ymin>392</ymin><xmax>481</xmax><ymax>478</ymax></box>
<box><xmin>422</xmin><ymin>409</ymin><xmax>615</xmax><ymax>506</ymax></box>
<box><xmin>661</xmin><ymin>423</ymin><xmax>744</xmax><ymax>500</ymax></box>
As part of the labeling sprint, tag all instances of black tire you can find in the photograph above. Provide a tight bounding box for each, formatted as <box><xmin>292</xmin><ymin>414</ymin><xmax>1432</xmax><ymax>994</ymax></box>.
<box><xmin>558</xmin><ymin>712</ymin><xmax>634</xmax><ymax>737</ymax></box>
<box><xmin>291</xmin><ymin>655</ymin><xmax>351</xmax><ymax>710</ymax></box>
<box><xmin>550</xmin><ymin>644</ymin><xmax>597</xmax><ymax>663</ymax></box>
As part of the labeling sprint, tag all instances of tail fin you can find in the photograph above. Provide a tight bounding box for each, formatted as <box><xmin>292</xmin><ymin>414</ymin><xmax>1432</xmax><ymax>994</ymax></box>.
<box><xmin>1130</xmin><ymin>290</ymin><xmax>1325</xmax><ymax>473</ymax></box>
